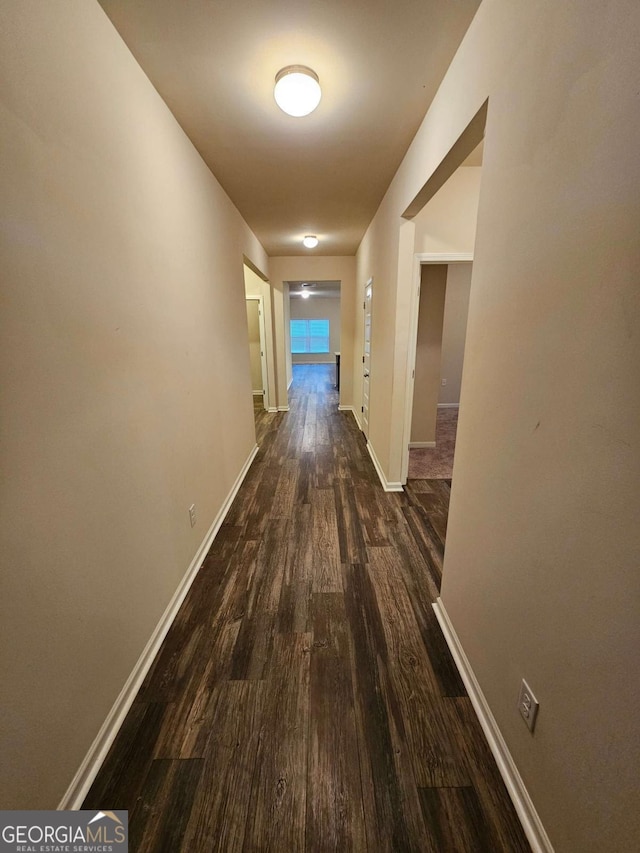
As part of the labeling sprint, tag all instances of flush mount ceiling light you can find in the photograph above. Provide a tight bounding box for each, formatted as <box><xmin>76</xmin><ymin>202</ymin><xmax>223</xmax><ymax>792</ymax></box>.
<box><xmin>274</xmin><ymin>65</ymin><xmax>321</xmax><ymax>117</ymax></box>
<box><xmin>303</xmin><ymin>235</ymin><xmax>319</xmax><ymax>249</ymax></box>
<box><xmin>301</xmin><ymin>290</ymin><xmax>311</xmax><ymax>299</ymax></box>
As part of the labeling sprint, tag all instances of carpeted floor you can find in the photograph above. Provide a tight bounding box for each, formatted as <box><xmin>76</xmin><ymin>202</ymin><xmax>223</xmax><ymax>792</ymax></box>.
<box><xmin>408</xmin><ymin>406</ymin><xmax>458</xmax><ymax>479</ymax></box>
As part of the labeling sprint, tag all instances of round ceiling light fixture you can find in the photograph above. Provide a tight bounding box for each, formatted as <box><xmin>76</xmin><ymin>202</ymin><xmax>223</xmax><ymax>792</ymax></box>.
<box><xmin>274</xmin><ymin>65</ymin><xmax>321</xmax><ymax>117</ymax></box>
<box><xmin>302</xmin><ymin>235</ymin><xmax>319</xmax><ymax>249</ymax></box>
<box><xmin>301</xmin><ymin>290</ymin><xmax>311</xmax><ymax>299</ymax></box>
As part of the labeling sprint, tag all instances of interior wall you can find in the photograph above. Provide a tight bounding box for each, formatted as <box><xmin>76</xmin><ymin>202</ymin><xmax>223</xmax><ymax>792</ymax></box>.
<box><xmin>0</xmin><ymin>0</ymin><xmax>268</xmax><ymax>809</ymax></box>
<box><xmin>413</xmin><ymin>166</ymin><xmax>481</xmax><ymax>254</ymax></box>
<box><xmin>243</xmin><ymin>266</ymin><xmax>276</xmax><ymax>410</ymax></box>
<box><xmin>269</xmin><ymin>257</ymin><xmax>356</xmax><ymax>408</ymax></box>
<box><xmin>439</xmin><ymin>263</ymin><xmax>472</xmax><ymax>405</ymax></box>
<box><xmin>355</xmin><ymin>1</ymin><xmax>640</xmax><ymax>849</ymax></box>
<box><xmin>268</xmin><ymin>273</ymin><xmax>288</xmax><ymax>409</ymax></box>
<box><xmin>410</xmin><ymin>265</ymin><xmax>447</xmax><ymax>444</ymax></box>
<box><xmin>290</xmin><ymin>296</ymin><xmax>341</xmax><ymax>364</ymax></box>
<box><xmin>284</xmin><ymin>283</ymin><xmax>292</xmax><ymax>389</ymax></box>
<box><xmin>245</xmin><ymin>300</ymin><xmax>263</xmax><ymax>392</ymax></box>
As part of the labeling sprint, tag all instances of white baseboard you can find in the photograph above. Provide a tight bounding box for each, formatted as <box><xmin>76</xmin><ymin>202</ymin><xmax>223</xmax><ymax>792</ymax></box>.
<box><xmin>267</xmin><ymin>407</ymin><xmax>278</xmax><ymax>413</ymax></box>
<box><xmin>367</xmin><ymin>441</ymin><xmax>404</xmax><ymax>492</ymax></box>
<box><xmin>432</xmin><ymin>599</ymin><xmax>554</xmax><ymax>853</ymax></box>
<box><xmin>437</xmin><ymin>403</ymin><xmax>460</xmax><ymax>409</ymax></box>
<box><xmin>58</xmin><ymin>443</ymin><xmax>260</xmax><ymax>811</ymax></box>
<box><xmin>252</xmin><ymin>391</ymin><xmax>263</xmax><ymax>397</ymax></box>
<box><xmin>409</xmin><ymin>441</ymin><xmax>436</xmax><ymax>449</ymax></box>
<box><xmin>277</xmin><ymin>405</ymin><xmax>289</xmax><ymax>412</ymax></box>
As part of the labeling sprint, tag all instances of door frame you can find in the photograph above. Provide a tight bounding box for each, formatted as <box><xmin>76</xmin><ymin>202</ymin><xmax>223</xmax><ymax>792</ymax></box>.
<box><xmin>361</xmin><ymin>277</ymin><xmax>373</xmax><ymax>437</ymax></box>
<box><xmin>245</xmin><ymin>294</ymin><xmax>269</xmax><ymax>411</ymax></box>
<box><xmin>400</xmin><ymin>253</ymin><xmax>473</xmax><ymax>484</ymax></box>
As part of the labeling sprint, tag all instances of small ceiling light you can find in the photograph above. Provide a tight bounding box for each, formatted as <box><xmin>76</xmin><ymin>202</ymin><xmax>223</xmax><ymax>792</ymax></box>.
<box><xmin>274</xmin><ymin>65</ymin><xmax>321</xmax><ymax>117</ymax></box>
<box><xmin>303</xmin><ymin>235</ymin><xmax>319</xmax><ymax>249</ymax></box>
<box><xmin>301</xmin><ymin>290</ymin><xmax>311</xmax><ymax>299</ymax></box>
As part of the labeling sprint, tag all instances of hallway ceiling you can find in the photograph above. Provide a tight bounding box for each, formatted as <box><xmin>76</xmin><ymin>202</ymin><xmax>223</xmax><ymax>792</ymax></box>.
<box><xmin>289</xmin><ymin>281</ymin><xmax>341</xmax><ymax>298</ymax></box>
<box><xmin>98</xmin><ymin>0</ymin><xmax>481</xmax><ymax>257</ymax></box>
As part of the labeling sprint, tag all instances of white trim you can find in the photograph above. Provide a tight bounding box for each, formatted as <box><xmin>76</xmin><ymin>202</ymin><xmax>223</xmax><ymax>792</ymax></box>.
<box><xmin>277</xmin><ymin>405</ymin><xmax>289</xmax><ymax>412</ymax></box>
<box><xmin>58</xmin><ymin>443</ymin><xmax>260</xmax><ymax>811</ymax></box>
<box><xmin>252</xmin><ymin>390</ymin><xmax>264</xmax><ymax>396</ymax></box>
<box><xmin>409</xmin><ymin>441</ymin><xmax>436</xmax><ymax>449</ymax></box>
<box><xmin>400</xmin><ymin>254</ymin><xmax>422</xmax><ymax>484</ymax></box>
<box><xmin>438</xmin><ymin>402</ymin><xmax>460</xmax><ymax>409</ymax></box>
<box><xmin>400</xmin><ymin>253</ymin><xmax>473</xmax><ymax>485</ymax></box>
<box><xmin>267</xmin><ymin>407</ymin><xmax>278</xmax><ymax>413</ymax></box>
<box><xmin>287</xmin><ymin>378</ymin><xmax>293</xmax><ymax>390</ymax></box>
<box><xmin>432</xmin><ymin>599</ymin><xmax>554</xmax><ymax>853</ymax></box>
<box><xmin>246</xmin><ymin>294</ymin><xmax>271</xmax><ymax>411</ymax></box>
<box><xmin>361</xmin><ymin>277</ymin><xmax>373</xmax><ymax>440</ymax></box>
<box><xmin>367</xmin><ymin>441</ymin><xmax>404</xmax><ymax>492</ymax></box>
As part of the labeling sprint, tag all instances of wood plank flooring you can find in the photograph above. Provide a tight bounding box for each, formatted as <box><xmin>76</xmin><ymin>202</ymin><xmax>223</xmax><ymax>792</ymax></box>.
<box><xmin>84</xmin><ymin>364</ymin><xmax>530</xmax><ymax>852</ymax></box>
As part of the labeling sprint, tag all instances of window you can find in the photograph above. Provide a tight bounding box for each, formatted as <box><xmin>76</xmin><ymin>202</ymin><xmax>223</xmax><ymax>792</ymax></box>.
<box><xmin>290</xmin><ymin>318</ymin><xmax>330</xmax><ymax>353</ymax></box>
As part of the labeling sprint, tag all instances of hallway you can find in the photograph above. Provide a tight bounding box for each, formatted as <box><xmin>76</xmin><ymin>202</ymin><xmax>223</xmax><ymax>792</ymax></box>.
<box><xmin>83</xmin><ymin>364</ymin><xmax>529</xmax><ymax>852</ymax></box>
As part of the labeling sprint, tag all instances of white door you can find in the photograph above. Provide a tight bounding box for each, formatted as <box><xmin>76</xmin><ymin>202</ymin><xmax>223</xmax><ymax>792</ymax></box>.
<box><xmin>362</xmin><ymin>279</ymin><xmax>373</xmax><ymax>437</ymax></box>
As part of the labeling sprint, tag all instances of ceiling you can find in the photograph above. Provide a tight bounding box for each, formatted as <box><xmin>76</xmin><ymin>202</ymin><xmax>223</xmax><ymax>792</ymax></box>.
<box><xmin>98</xmin><ymin>0</ymin><xmax>481</xmax><ymax>257</ymax></box>
<box><xmin>289</xmin><ymin>280</ymin><xmax>341</xmax><ymax>298</ymax></box>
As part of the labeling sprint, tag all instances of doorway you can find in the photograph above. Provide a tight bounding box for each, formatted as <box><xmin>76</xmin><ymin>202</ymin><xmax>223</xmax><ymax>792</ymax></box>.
<box><xmin>402</xmin><ymin>255</ymin><xmax>473</xmax><ymax>482</ymax></box>
<box><xmin>245</xmin><ymin>295</ymin><xmax>269</xmax><ymax>411</ymax></box>
<box><xmin>288</xmin><ymin>279</ymin><xmax>342</xmax><ymax>392</ymax></box>
<box><xmin>400</xmin><ymin>136</ymin><xmax>483</xmax><ymax>485</ymax></box>
<box><xmin>405</xmin><ymin>260</ymin><xmax>473</xmax><ymax>482</ymax></box>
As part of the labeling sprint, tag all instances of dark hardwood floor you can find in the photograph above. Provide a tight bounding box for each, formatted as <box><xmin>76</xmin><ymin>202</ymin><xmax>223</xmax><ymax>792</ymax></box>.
<box><xmin>84</xmin><ymin>364</ymin><xmax>530</xmax><ymax>852</ymax></box>
<box><xmin>253</xmin><ymin>394</ymin><xmax>272</xmax><ymax>447</ymax></box>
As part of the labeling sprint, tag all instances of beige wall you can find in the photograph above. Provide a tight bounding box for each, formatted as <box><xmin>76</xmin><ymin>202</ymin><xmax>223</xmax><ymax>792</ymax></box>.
<box><xmin>265</xmin><ymin>263</ymin><xmax>287</xmax><ymax>410</ymax></box>
<box><xmin>243</xmin><ymin>265</ymin><xmax>276</xmax><ymax>410</ymax></box>
<box><xmin>3</xmin><ymin>2</ymin><xmax>639</xmax><ymax>847</ymax></box>
<box><xmin>410</xmin><ymin>265</ymin><xmax>447</xmax><ymax>444</ymax></box>
<box><xmin>0</xmin><ymin>0</ymin><xmax>268</xmax><ymax>808</ymax></box>
<box><xmin>269</xmin><ymin>257</ymin><xmax>356</xmax><ymax>408</ymax></box>
<box><xmin>414</xmin><ymin>166</ymin><xmax>481</xmax><ymax>254</ymax></box>
<box><xmin>357</xmin><ymin>0</ymin><xmax>640</xmax><ymax>849</ymax></box>
<box><xmin>284</xmin><ymin>283</ymin><xmax>292</xmax><ymax>388</ymax></box>
<box><xmin>290</xmin><ymin>296</ymin><xmax>341</xmax><ymax>365</ymax></box>
<box><xmin>439</xmin><ymin>263</ymin><xmax>472</xmax><ymax>405</ymax></box>
<box><xmin>245</xmin><ymin>300</ymin><xmax>263</xmax><ymax>392</ymax></box>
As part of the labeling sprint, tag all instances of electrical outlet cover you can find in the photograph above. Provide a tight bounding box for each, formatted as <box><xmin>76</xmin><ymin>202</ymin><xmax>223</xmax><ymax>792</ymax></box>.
<box><xmin>517</xmin><ymin>678</ymin><xmax>539</xmax><ymax>733</ymax></box>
